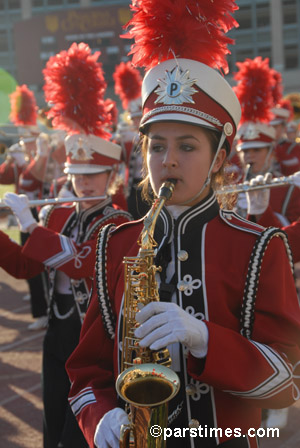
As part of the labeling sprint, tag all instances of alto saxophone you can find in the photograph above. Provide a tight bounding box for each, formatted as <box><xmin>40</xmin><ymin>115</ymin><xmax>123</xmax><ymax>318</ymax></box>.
<box><xmin>116</xmin><ymin>179</ymin><xmax>180</xmax><ymax>448</ymax></box>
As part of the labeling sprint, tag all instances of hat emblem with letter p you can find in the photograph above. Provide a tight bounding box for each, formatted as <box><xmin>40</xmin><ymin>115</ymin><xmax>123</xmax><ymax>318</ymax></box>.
<box><xmin>154</xmin><ymin>66</ymin><xmax>197</xmax><ymax>105</ymax></box>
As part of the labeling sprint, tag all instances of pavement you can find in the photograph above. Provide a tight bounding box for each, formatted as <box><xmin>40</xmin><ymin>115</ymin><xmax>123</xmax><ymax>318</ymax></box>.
<box><xmin>0</xmin><ymin>261</ymin><xmax>299</xmax><ymax>448</ymax></box>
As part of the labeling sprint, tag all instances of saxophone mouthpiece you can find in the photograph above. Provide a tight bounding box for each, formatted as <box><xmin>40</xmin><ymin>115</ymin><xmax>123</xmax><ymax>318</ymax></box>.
<box><xmin>158</xmin><ymin>179</ymin><xmax>177</xmax><ymax>200</ymax></box>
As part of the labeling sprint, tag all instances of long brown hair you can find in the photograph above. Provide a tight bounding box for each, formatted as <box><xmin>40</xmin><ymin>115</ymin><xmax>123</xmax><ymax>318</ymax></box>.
<box><xmin>137</xmin><ymin>125</ymin><xmax>235</xmax><ymax>209</ymax></box>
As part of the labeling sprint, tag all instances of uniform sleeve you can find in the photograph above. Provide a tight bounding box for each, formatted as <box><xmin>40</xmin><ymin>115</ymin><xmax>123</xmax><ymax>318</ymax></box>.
<box><xmin>284</xmin><ymin>186</ymin><xmax>300</xmax><ymax>224</ymax></box>
<box><xmin>282</xmin><ymin>220</ymin><xmax>300</xmax><ymax>264</ymax></box>
<box><xmin>0</xmin><ymin>162</ymin><xmax>21</xmax><ymax>185</ymax></box>
<box><xmin>18</xmin><ymin>168</ymin><xmax>43</xmax><ymax>193</ymax></box>
<box><xmin>66</xmin><ymin>282</ymin><xmax>118</xmax><ymax>448</ymax></box>
<box><xmin>22</xmin><ymin>226</ymin><xmax>98</xmax><ymax>279</ymax></box>
<box><xmin>22</xmin><ymin>214</ymin><xmax>131</xmax><ymax>279</ymax></box>
<box><xmin>0</xmin><ymin>229</ymin><xmax>44</xmax><ymax>278</ymax></box>
<box><xmin>188</xmin><ymin>236</ymin><xmax>300</xmax><ymax>409</ymax></box>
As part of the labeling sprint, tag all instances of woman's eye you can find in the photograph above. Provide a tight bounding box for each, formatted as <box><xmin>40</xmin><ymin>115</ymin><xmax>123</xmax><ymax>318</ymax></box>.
<box><xmin>180</xmin><ymin>144</ymin><xmax>194</xmax><ymax>152</ymax></box>
<box><xmin>149</xmin><ymin>144</ymin><xmax>164</xmax><ymax>153</ymax></box>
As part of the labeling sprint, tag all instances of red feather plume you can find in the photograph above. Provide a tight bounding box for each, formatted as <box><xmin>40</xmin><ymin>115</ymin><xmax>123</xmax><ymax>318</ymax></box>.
<box><xmin>122</xmin><ymin>0</ymin><xmax>239</xmax><ymax>74</ymax></box>
<box><xmin>43</xmin><ymin>42</ymin><xmax>111</xmax><ymax>139</ymax></box>
<box><xmin>233</xmin><ymin>57</ymin><xmax>275</xmax><ymax>124</ymax></box>
<box><xmin>104</xmin><ymin>98</ymin><xmax>119</xmax><ymax>129</ymax></box>
<box><xmin>10</xmin><ymin>84</ymin><xmax>37</xmax><ymax>126</ymax></box>
<box><xmin>270</xmin><ymin>68</ymin><xmax>283</xmax><ymax>106</ymax></box>
<box><xmin>113</xmin><ymin>61</ymin><xmax>142</xmax><ymax>110</ymax></box>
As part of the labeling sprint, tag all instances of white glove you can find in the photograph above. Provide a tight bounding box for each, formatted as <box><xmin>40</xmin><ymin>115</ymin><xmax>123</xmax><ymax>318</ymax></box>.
<box><xmin>10</xmin><ymin>151</ymin><xmax>26</xmax><ymax>167</ymax></box>
<box><xmin>246</xmin><ymin>173</ymin><xmax>271</xmax><ymax>215</ymax></box>
<box><xmin>94</xmin><ymin>408</ymin><xmax>129</xmax><ymax>448</ymax></box>
<box><xmin>36</xmin><ymin>133</ymin><xmax>50</xmax><ymax>157</ymax></box>
<box><xmin>135</xmin><ymin>302</ymin><xmax>209</xmax><ymax>358</ymax></box>
<box><xmin>290</xmin><ymin>170</ymin><xmax>300</xmax><ymax>188</ymax></box>
<box><xmin>8</xmin><ymin>143</ymin><xmax>26</xmax><ymax>167</ymax></box>
<box><xmin>236</xmin><ymin>192</ymin><xmax>248</xmax><ymax>211</ymax></box>
<box><xmin>3</xmin><ymin>193</ymin><xmax>36</xmax><ymax>232</ymax></box>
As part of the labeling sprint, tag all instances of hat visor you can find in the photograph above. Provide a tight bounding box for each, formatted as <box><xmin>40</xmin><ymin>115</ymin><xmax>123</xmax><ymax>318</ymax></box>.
<box><xmin>237</xmin><ymin>141</ymin><xmax>273</xmax><ymax>151</ymax></box>
<box><xmin>140</xmin><ymin>113</ymin><xmax>217</xmax><ymax>134</ymax></box>
<box><xmin>64</xmin><ymin>164</ymin><xmax>113</xmax><ymax>175</ymax></box>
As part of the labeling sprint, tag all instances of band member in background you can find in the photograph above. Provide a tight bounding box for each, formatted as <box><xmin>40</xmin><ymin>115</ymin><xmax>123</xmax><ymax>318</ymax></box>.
<box><xmin>233</xmin><ymin>56</ymin><xmax>300</xmax><ymax>225</ymax></box>
<box><xmin>3</xmin><ymin>42</ymin><xmax>132</xmax><ymax>448</ymax></box>
<box><xmin>245</xmin><ymin>171</ymin><xmax>300</xmax><ymax>264</ymax></box>
<box><xmin>9</xmin><ymin>84</ymin><xmax>49</xmax><ymax>329</ymax></box>
<box><xmin>113</xmin><ymin>61</ymin><xmax>150</xmax><ymax>218</ymax></box>
<box><xmin>270</xmin><ymin>99</ymin><xmax>300</xmax><ymax>176</ymax></box>
<box><xmin>66</xmin><ymin>2</ymin><xmax>300</xmax><ymax>448</ymax></box>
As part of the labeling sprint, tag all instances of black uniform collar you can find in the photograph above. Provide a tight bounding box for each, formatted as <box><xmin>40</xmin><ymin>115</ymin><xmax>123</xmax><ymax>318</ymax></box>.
<box><xmin>75</xmin><ymin>196</ymin><xmax>112</xmax><ymax>223</ymax></box>
<box><xmin>154</xmin><ymin>189</ymin><xmax>219</xmax><ymax>254</ymax></box>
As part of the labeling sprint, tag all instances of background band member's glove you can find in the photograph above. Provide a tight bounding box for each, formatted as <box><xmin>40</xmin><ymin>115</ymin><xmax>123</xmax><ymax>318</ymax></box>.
<box><xmin>94</xmin><ymin>408</ymin><xmax>130</xmax><ymax>448</ymax></box>
<box><xmin>135</xmin><ymin>301</ymin><xmax>209</xmax><ymax>358</ymax></box>
<box><xmin>290</xmin><ymin>170</ymin><xmax>300</xmax><ymax>188</ymax></box>
<box><xmin>3</xmin><ymin>192</ymin><xmax>36</xmax><ymax>232</ymax></box>
<box><xmin>246</xmin><ymin>173</ymin><xmax>272</xmax><ymax>216</ymax></box>
<box><xmin>8</xmin><ymin>143</ymin><xmax>26</xmax><ymax>167</ymax></box>
<box><xmin>36</xmin><ymin>133</ymin><xmax>50</xmax><ymax>157</ymax></box>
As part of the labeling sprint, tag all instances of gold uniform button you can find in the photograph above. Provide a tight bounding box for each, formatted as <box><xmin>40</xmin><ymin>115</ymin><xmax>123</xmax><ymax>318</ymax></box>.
<box><xmin>177</xmin><ymin>250</ymin><xmax>189</xmax><ymax>261</ymax></box>
<box><xmin>185</xmin><ymin>384</ymin><xmax>196</xmax><ymax>395</ymax></box>
<box><xmin>177</xmin><ymin>280</ymin><xmax>188</xmax><ymax>292</ymax></box>
<box><xmin>188</xmin><ymin>419</ymin><xmax>200</xmax><ymax>429</ymax></box>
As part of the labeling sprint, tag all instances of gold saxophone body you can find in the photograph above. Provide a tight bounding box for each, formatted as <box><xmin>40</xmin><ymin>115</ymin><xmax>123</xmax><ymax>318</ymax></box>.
<box><xmin>116</xmin><ymin>180</ymin><xmax>180</xmax><ymax>448</ymax></box>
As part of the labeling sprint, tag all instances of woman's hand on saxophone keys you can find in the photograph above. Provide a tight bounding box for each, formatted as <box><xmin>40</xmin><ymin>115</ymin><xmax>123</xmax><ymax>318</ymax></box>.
<box><xmin>94</xmin><ymin>407</ymin><xmax>129</xmax><ymax>448</ymax></box>
<box><xmin>135</xmin><ymin>302</ymin><xmax>209</xmax><ymax>358</ymax></box>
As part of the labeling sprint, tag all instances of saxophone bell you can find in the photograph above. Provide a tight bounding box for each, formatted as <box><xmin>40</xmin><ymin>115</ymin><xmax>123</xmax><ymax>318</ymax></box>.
<box><xmin>116</xmin><ymin>364</ymin><xmax>180</xmax><ymax>448</ymax></box>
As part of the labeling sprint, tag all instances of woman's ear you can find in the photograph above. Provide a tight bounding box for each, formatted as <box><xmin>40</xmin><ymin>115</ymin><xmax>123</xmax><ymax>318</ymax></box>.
<box><xmin>212</xmin><ymin>148</ymin><xmax>227</xmax><ymax>173</ymax></box>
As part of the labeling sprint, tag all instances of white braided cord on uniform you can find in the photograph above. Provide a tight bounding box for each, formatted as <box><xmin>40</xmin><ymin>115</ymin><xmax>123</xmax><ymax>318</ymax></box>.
<box><xmin>241</xmin><ymin>227</ymin><xmax>294</xmax><ymax>339</ymax></box>
<box><xmin>85</xmin><ymin>210</ymin><xmax>132</xmax><ymax>240</ymax></box>
<box><xmin>95</xmin><ymin>223</ymin><xmax>116</xmax><ymax>340</ymax></box>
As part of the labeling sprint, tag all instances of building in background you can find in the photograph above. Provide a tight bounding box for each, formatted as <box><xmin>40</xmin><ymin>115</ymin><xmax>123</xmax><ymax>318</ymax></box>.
<box><xmin>0</xmin><ymin>0</ymin><xmax>299</xmax><ymax>109</ymax></box>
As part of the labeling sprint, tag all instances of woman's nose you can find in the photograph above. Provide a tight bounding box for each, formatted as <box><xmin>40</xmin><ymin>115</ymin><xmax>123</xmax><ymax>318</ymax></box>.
<box><xmin>162</xmin><ymin>148</ymin><xmax>177</xmax><ymax>167</ymax></box>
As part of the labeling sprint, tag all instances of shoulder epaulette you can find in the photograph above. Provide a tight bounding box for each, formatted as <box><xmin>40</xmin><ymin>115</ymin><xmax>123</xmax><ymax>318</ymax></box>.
<box><xmin>220</xmin><ymin>209</ymin><xmax>264</xmax><ymax>236</ymax></box>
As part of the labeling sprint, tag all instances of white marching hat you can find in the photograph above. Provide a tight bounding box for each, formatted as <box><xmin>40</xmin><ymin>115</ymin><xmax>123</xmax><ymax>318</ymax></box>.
<box><xmin>140</xmin><ymin>58</ymin><xmax>241</xmax><ymax>151</ymax></box>
<box><xmin>64</xmin><ymin>134</ymin><xmax>121</xmax><ymax>174</ymax></box>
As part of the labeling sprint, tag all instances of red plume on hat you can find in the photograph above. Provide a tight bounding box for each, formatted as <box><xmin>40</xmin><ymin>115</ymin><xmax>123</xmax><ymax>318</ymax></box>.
<box><xmin>270</xmin><ymin>68</ymin><xmax>283</xmax><ymax>107</ymax></box>
<box><xmin>104</xmin><ymin>98</ymin><xmax>119</xmax><ymax>130</ymax></box>
<box><xmin>233</xmin><ymin>56</ymin><xmax>275</xmax><ymax>124</ymax></box>
<box><xmin>122</xmin><ymin>0</ymin><xmax>238</xmax><ymax>74</ymax></box>
<box><xmin>10</xmin><ymin>84</ymin><xmax>38</xmax><ymax>126</ymax></box>
<box><xmin>113</xmin><ymin>61</ymin><xmax>142</xmax><ymax>110</ymax></box>
<box><xmin>43</xmin><ymin>42</ymin><xmax>111</xmax><ymax>139</ymax></box>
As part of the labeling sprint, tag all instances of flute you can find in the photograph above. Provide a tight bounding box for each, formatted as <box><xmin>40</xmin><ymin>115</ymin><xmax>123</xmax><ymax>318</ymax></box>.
<box><xmin>0</xmin><ymin>195</ymin><xmax>107</xmax><ymax>209</ymax></box>
<box><xmin>216</xmin><ymin>172</ymin><xmax>299</xmax><ymax>195</ymax></box>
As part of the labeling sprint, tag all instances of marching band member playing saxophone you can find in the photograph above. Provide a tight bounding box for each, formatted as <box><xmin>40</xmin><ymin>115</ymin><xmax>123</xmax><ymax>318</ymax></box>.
<box><xmin>66</xmin><ymin>2</ymin><xmax>300</xmax><ymax>448</ymax></box>
<box><xmin>2</xmin><ymin>43</ymin><xmax>132</xmax><ymax>448</ymax></box>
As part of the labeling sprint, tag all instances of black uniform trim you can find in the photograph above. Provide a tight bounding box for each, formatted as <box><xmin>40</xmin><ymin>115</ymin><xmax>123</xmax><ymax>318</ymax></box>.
<box><xmin>95</xmin><ymin>223</ymin><xmax>117</xmax><ymax>339</ymax></box>
<box><xmin>240</xmin><ymin>227</ymin><xmax>294</xmax><ymax>339</ymax></box>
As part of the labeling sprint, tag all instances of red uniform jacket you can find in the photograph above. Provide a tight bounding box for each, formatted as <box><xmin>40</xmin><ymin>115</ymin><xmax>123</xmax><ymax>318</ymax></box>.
<box><xmin>253</xmin><ymin>206</ymin><xmax>300</xmax><ymax>263</ymax></box>
<box><xmin>0</xmin><ymin>199</ymin><xmax>132</xmax><ymax>321</ymax></box>
<box><xmin>66</xmin><ymin>192</ymin><xmax>300</xmax><ymax>448</ymax></box>
<box><xmin>269</xmin><ymin>182</ymin><xmax>300</xmax><ymax>225</ymax></box>
<box><xmin>274</xmin><ymin>139</ymin><xmax>300</xmax><ymax>176</ymax></box>
<box><xmin>0</xmin><ymin>161</ymin><xmax>24</xmax><ymax>192</ymax></box>
<box><xmin>0</xmin><ymin>230</ymin><xmax>42</xmax><ymax>278</ymax></box>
